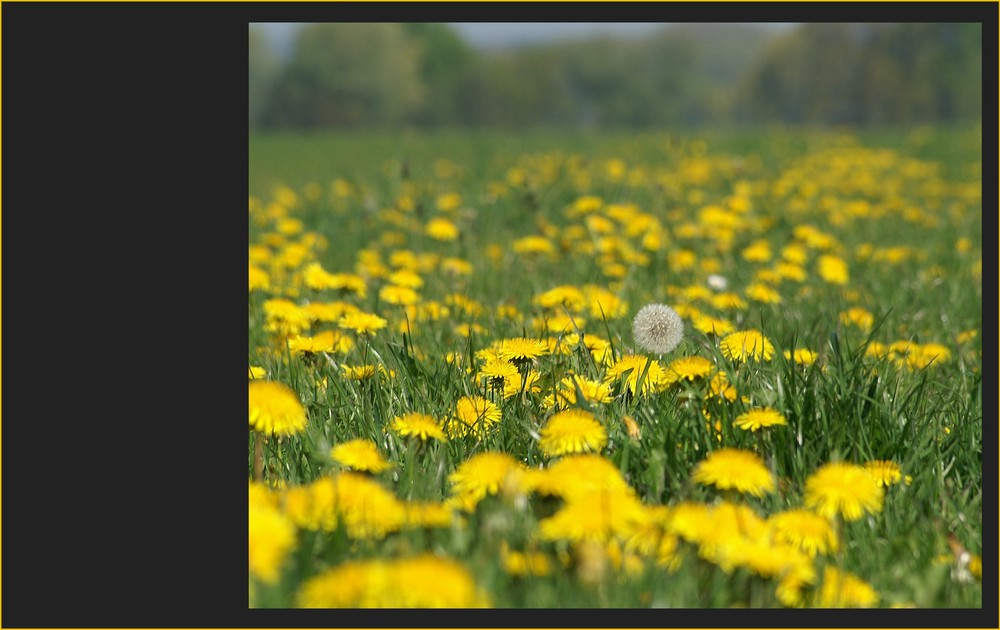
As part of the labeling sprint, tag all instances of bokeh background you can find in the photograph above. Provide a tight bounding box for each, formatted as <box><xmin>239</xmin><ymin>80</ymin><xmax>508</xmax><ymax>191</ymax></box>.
<box><xmin>249</xmin><ymin>22</ymin><xmax>982</xmax><ymax>132</ymax></box>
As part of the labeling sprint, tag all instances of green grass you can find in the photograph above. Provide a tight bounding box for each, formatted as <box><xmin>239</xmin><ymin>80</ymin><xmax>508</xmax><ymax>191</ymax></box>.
<box><xmin>248</xmin><ymin>125</ymin><xmax>982</xmax><ymax>609</ymax></box>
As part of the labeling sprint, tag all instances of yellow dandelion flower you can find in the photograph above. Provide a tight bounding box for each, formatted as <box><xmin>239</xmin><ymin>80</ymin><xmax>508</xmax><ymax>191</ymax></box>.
<box><xmin>330</xmin><ymin>438</ymin><xmax>395</xmax><ymax>473</ymax></box>
<box><xmin>863</xmin><ymin>459</ymin><xmax>904</xmax><ymax>487</ymax></box>
<box><xmin>337</xmin><ymin>311</ymin><xmax>388</xmax><ymax>335</ymax></box>
<box><xmin>507</xmin><ymin>371</ymin><xmax>543</xmax><ymax>400</ymax></box>
<box><xmin>604</xmin><ymin>354</ymin><xmax>667</xmax><ymax>396</ymax></box>
<box><xmin>682</xmin><ymin>284</ymin><xmax>714</xmax><ymax>302</ymax></box>
<box><xmin>720</xmin><ymin>330</ymin><xmax>775</xmax><ymax>363</ymax></box>
<box><xmin>340</xmin><ymin>364</ymin><xmax>393</xmax><ymax>380</ymax></box>
<box><xmin>620</xmin><ymin>504</ymin><xmax>673</xmax><ymax>560</ymax></box>
<box><xmin>280</xmin><ymin>479</ymin><xmax>335</xmax><ymax>532</ymax></box>
<box><xmin>402</xmin><ymin>501</ymin><xmax>455</xmax><ymax>529</ymax></box>
<box><xmin>584</xmin><ymin>285</ymin><xmax>628</xmax><ymax>319</ymax></box>
<box><xmin>548</xmin><ymin>374</ymin><xmax>614</xmax><ymax>409</ymax></box>
<box><xmin>734</xmin><ymin>407</ymin><xmax>788</xmax><ymax>432</ymax></box>
<box><xmin>955</xmin><ymin>329</ymin><xmax>978</xmax><ymax>344</ymax></box>
<box><xmin>692</xmin><ymin>448</ymin><xmax>774</xmax><ymax>497</ymax></box>
<box><xmin>532</xmin><ymin>453</ymin><xmax>632</xmax><ymax>500</ymax></box>
<box><xmin>446</xmin><ymin>395</ymin><xmax>502</xmax><ymax>438</ymax></box>
<box><xmin>783</xmin><ymin>347</ymin><xmax>818</xmax><ymax>365</ymax></box>
<box><xmin>249</xmin><ymin>263</ymin><xmax>271</xmax><ymax>292</ymax></box>
<box><xmin>249</xmin><ymin>380</ymin><xmax>308</xmax><ymax>437</ymax></box>
<box><xmin>441</xmin><ymin>256</ymin><xmax>473</xmax><ymax>276</ymax></box>
<box><xmin>794</xmin><ymin>225</ymin><xmax>838</xmax><ymax>250</ymax></box>
<box><xmin>263</xmin><ymin>298</ymin><xmax>312</xmax><ymax>337</ymax></box>
<box><xmin>568</xmin><ymin>194</ymin><xmax>604</xmax><ymax>216</ymax></box>
<box><xmin>501</xmin><ymin>541</ymin><xmax>553</xmax><ymax>577</ymax></box>
<box><xmin>816</xmin><ymin>566</ymin><xmax>878</xmax><ymax>608</ymax></box>
<box><xmin>781</xmin><ymin>242</ymin><xmax>809</xmax><ymax>263</ymax></box>
<box><xmin>534</xmin><ymin>285</ymin><xmax>587</xmax><ymax>311</ymax></box>
<box><xmin>840</xmin><ymin>307</ymin><xmax>874</xmax><ymax>330</ymax></box>
<box><xmin>728</xmin><ymin>538</ymin><xmax>815</xmax><ymax>585</ymax></box>
<box><xmin>302</xmin><ymin>300</ymin><xmax>361</xmax><ymax>323</ymax></box>
<box><xmin>391</xmin><ymin>412</ymin><xmax>447</xmax><ymax>442</ymax></box>
<box><xmin>249</xmin><ymin>499</ymin><xmax>297</xmax><ymax>585</ymax></box>
<box><xmin>708</xmin><ymin>371</ymin><xmax>738</xmax><ymax>401</ymax></box>
<box><xmin>387</xmin><ymin>268</ymin><xmax>424</xmax><ymax>289</ymax></box>
<box><xmin>711</xmin><ymin>292</ymin><xmax>748</xmax><ymax>311</ymax></box>
<box><xmin>300</xmin><ymin>267</ymin><xmax>367</xmax><ymax>297</ymax></box>
<box><xmin>333</xmin><ymin>472</ymin><xmax>407</xmax><ymax>539</ymax></box>
<box><xmin>426</xmin><ymin>217</ymin><xmax>460</xmax><ymax>241</ymax></box>
<box><xmin>379</xmin><ymin>284</ymin><xmax>420</xmax><ymax>306</ymax></box>
<box><xmin>497</xmin><ymin>337</ymin><xmax>550</xmax><ymax>363</ymax></box>
<box><xmin>249</xmin><ymin>365</ymin><xmax>268</xmax><ymax>380</ymax></box>
<box><xmin>512</xmin><ymin>235</ymin><xmax>556</xmax><ymax>256</ymax></box>
<box><xmin>691</xmin><ymin>313</ymin><xmax>736</xmax><ymax>336</ymax></box>
<box><xmin>539</xmin><ymin>489</ymin><xmax>647</xmax><ymax>543</ymax></box>
<box><xmin>741</xmin><ymin>239</ymin><xmax>772</xmax><ymax>262</ymax></box>
<box><xmin>662</xmin><ymin>355</ymin><xmax>715</xmax><ymax>386</ymax></box>
<box><xmin>391</xmin><ymin>555</ymin><xmax>491</xmax><ymax>607</ymax></box>
<box><xmin>668</xmin><ymin>249</ymin><xmax>698</xmax><ymax>271</ymax></box>
<box><xmin>804</xmin><ymin>461</ymin><xmax>883</xmax><ymax>521</ymax></box>
<box><xmin>297</xmin><ymin>554</ymin><xmax>490</xmax><ymax>608</ymax></box>
<box><xmin>970</xmin><ymin>554</ymin><xmax>982</xmax><ymax>581</ymax></box>
<box><xmin>769</xmin><ymin>508</ymin><xmax>839</xmax><ymax>557</ymax></box>
<box><xmin>685</xmin><ymin>501</ymin><xmax>770</xmax><ymax>570</ymax></box>
<box><xmin>817</xmin><ymin>254</ymin><xmax>850</xmax><ymax>285</ymax></box>
<box><xmin>562</xmin><ymin>332</ymin><xmax>615</xmax><ymax>366</ymax></box>
<box><xmin>436</xmin><ymin>192</ymin><xmax>462</xmax><ymax>211</ymax></box>
<box><xmin>539</xmin><ymin>408</ymin><xmax>608</xmax><ymax>457</ymax></box>
<box><xmin>301</xmin><ymin>262</ymin><xmax>341</xmax><ymax>291</ymax></box>
<box><xmin>535</xmin><ymin>311</ymin><xmax>585</xmax><ymax>334</ymax></box>
<box><xmin>448</xmin><ymin>451</ymin><xmax>523</xmax><ymax>510</ymax></box>
<box><xmin>276</xmin><ymin>216</ymin><xmax>303</xmax><ymax>235</ymax></box>
<box><xmin>745</xmin><ymin>282</ymin><xmax>782</xmax><ymax>304</ymax></box>
<box><xmin>477</xmin><ymin>357</ymin><xmax>523</xmax><ymax>393</ymax></box>
<box><xmin>413</xmin><ymin>300</ymin><xmax>449</xmax><ymax>321</ymax></box>
<box><xmin>865</xmin><ymin>341</ymin><xmax>890</xmax><ymax>359</ymax></box>
<box><xmin>287</xmin><ymin>330</ymin><xmax>353</xmax><ymax>356</ymax></box>
<box><xmin>665</xmin><ymin>500</ymin><xmax>714</xmax><ymax>543</ymax></box>
<box><xmin>903</xmin><ymin>342</ymin><xmax>951</xmax><ymax>369</ymax></box>
<box><xmin>453</xmin><ymin>322</ymin><xmax>486</xmax><ymax>338</ymax></box>
<box><xmin>296</xmin><ymin>559</ymin><xmax>372</xmax><ymax>607</ymax></box>
<box><xmin>773</xmin><ymin>261</ymin><xmax>808</xmax><ymax>282</ymax></box>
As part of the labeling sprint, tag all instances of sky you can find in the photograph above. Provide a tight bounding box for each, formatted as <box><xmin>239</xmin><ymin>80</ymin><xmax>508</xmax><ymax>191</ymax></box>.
<box><xmin>253</xmin><ymin>22</ymin><xmax>798</xmax><ymax>58</ymax></box>
<box><xmin>446</xmin><ymin>22</ymin><xmax>672</xmax><ymax>48</ymax></box>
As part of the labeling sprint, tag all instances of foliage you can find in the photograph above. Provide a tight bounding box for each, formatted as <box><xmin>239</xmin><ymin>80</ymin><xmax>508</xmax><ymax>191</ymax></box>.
<box><xmin>733</xmin><ymin>23</ymin><xmax>983</xmax><ymax>126</ymax></box>
<box><xmin>250</xmin><ymin>22</ymin><xmax>984</xmax><ymax>131</ymax></box>
<box><xmin>248</xmin><ymin>126</ymin><xmax>983</xmax><ymax>609</ymax></box>
<box><xmin>260</xmin><ymin>23</ymin><xmax>424</xmax><ymax>129</ymax></box>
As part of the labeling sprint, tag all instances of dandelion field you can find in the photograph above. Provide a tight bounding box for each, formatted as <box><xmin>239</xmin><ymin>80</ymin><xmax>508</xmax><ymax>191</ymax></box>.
<box><xmin>248</xmin><ymin>126</ymin><xmax>983</xmax><ymax>609</ymax></box>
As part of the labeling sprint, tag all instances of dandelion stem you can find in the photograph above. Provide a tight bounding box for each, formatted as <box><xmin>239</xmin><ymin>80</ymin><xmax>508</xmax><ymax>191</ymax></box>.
<box><xmin>254</xmin><ymin>435</ymin><xmax>265</xmax><ymax>481</ymax></box>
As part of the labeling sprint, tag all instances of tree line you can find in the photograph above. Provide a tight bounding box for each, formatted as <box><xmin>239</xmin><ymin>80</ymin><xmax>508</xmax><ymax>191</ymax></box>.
<box><xmin>249</xmin><ymin>22</ymin><xmax>982</xmax><ymax>131</ymax></box>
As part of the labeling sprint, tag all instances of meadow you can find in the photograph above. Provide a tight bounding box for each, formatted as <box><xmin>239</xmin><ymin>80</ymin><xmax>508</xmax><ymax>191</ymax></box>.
<box><xmin>248</xmin><ymin>125</ymin><xmax>983</xmax><ymax>609</ymax></box>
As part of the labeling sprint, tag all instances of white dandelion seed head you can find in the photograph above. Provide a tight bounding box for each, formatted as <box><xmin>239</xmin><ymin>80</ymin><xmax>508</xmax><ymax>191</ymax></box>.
<box><xmin>632</xmin><ymin>303</ymin><xmax>684</xmax><ymax>354</ymax></box>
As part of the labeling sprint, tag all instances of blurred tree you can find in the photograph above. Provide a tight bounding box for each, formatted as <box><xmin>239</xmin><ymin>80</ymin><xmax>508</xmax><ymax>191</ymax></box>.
<box><xmin>401</xmin><ymin>23</ymin><xmax>477</xmax><ymax>126</ymax></box>
<box><xmin>733</xmin><ymin>24</ymin><xmax>866</xmax><ymax>125</ymax></box>
<box><xmin>249</xmin><ymin>25</ymin><xmax>280</xmax><ymax>129</ymax></box>
<box><xmin>667</xmin><ymin>23</ymin><xmax>779</xmax><ymax>124</ymax></box>
<box><xmin>733</xmin><ymin>22</ymin><xmax>982</xmax><ymax>127</ymax></box>
<box><xmin>251</xmin><ymin>22</ymin><xmax>981</xmax><ymax>131</ymax></box>
<box><xmin>454</xmin><ymin>48</ymin><xmax>578</xmax><ymax>129</ymax></box>
<box><xmin>260</xmin><ymin>23</ymin><xmax>424</xmax><ymax>129</ymax></box>
<box><xmin>630</xmin><ymin>31</ymin><xmax>706</xmax><ymax>127</ymax></box>
<box><xmin>860</xmin><ymin>23</ymin><xmax>981</xmax><ymax>125</ymax></box>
